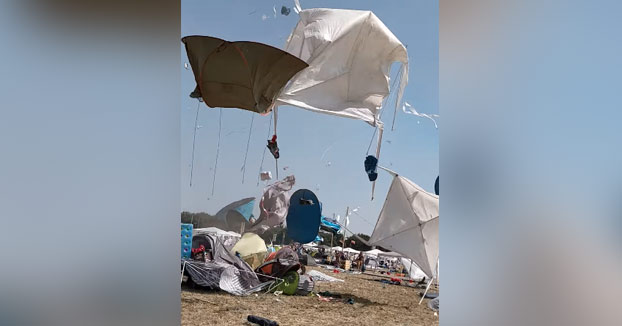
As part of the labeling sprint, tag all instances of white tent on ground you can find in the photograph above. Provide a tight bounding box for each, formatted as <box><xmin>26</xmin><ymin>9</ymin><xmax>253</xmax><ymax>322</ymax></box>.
<box><xmin>363</xmin><ymin>249</ymin><xmax>384</xmax><ymax>257</ymax></box>
<box><xmin>368</xmin><ymin>174</ymin><xmax>439</xmax><ymax>280</ymax></box>
<box><xmin>342</xmin><ymin>247</ymin><xmax>360</xmax><ymax>254</ymax></box>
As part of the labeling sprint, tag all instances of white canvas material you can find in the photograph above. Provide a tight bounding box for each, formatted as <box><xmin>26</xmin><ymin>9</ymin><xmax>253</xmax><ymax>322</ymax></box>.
<box><xmin>368</xmin><ymin>175</ymin><xmax>439</xmax><ymax>279</ymax></box>
<box><xmin>276</xmin><ymin>8</ymin><xmax>408</xmax><ymax>127</ymax></box>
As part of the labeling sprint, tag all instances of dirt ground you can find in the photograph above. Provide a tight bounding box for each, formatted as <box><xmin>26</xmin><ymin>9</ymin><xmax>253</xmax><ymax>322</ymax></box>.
<box><xmin>182</xmin><ymin>266</ymin><xmax>439</xmax><ymax>326</ymax></box>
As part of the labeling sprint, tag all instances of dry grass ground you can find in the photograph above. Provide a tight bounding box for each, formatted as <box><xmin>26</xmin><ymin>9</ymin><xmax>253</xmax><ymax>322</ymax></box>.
<box><xmin>182</xmin><ymin>266</ymin><xmax>439</xmax><ymax>326</ymax></box>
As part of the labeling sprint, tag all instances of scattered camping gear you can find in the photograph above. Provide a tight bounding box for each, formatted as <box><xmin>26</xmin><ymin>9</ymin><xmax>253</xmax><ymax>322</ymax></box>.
<box><xmin>182</xmin><ymin>35</ymin><xmax>308</xmax><ymax>114</ymax></box>
<box><xmin>247</xmin><ymin>315</ymin><xmax>279</xmax><ymax>326</ymax></box>
<box><xmin>299</xmin><ymin>253</ymin><xmax>317</xmax><ymax>266</ymax></box>
<box><xmin>231</xmin><ymin>233</ymin><xmax>268</xmax><ymax>269</ymax></box>
<box><xmin>183</xmin><ymin>233</ymin><xmax>269</xmax><ymax>296</ymax></box>
<box><xmin>255</xmin><ymin>247</ymin><xmax>300</xmax><ymax>282</ymax></box>
<box><xmin>274</xmin><ymin>270</ymin><xmax>299</xmax><ymax>295</ymax></box>
<box><xmin>285</xmin><ymin>189</ymin><xmax>321</xmax><ymax>243</ymax></box>
<box><xmin>295</xmin><ymin>274</ymin><xmax>315</xmax><ymax>296</ymax></box>
<box><xmin>306</xmin><ymin>270</ymin><xmax>344</xmax><ymax>283</ymax></box>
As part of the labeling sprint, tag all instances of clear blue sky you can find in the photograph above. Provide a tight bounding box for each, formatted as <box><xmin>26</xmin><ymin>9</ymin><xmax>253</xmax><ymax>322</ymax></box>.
<box><xmin>181</xmin><ymin>0</ymin><xmax>438</xmax><ymax>235</ymax></box>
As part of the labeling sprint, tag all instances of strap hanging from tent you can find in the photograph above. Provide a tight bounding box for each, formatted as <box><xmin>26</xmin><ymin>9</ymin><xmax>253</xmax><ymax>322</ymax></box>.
<box><xmin>273</xmin><ymin>107</ymin><xmax>279</xmax><ymax>179</ymax></box>
<box><xmin>189</xmin><ymin>101</ymin><xmax>201</xmax><ymax>187</ymax></box>
<box><xmin>390</xmin><ymin>64</ymin><xmax>405</xmax><ymax>131</ymax></box>
<box><xmin>211</xmin><ymin>108</ymin><xmax>223</xmax><ymax>197</ymax></box>
<box><xmin>240</xmin><ymin>113</ymin><xmax>255</xmax><ymax>184</ymax></box>
<box><xmin>257</xmin><ymin>112</ymin><xmax>274</xmax><ymax>186</ymax></box>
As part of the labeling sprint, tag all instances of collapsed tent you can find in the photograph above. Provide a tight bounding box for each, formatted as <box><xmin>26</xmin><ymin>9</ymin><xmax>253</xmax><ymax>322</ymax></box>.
<box><xmin>194</xmin><ymin>227</ymin><xmax>241</xmax><ymax>251</ymax></box>
<box><xmin>276</xmin><ymin>8</ymin><xmax>409</xmax><ymax>127</ymax></box>
<box><xmin>213</xmin><ymin>197</ymin><xmax>256</xmax><ymax>231</ymax></box>
<box><xmin>368</xmin><ymin>174</ymin><xmax>439</xmax><ymax>279</ymax></box>
<box><xmin>320</xmin><ymin>216</ymin><xmax>341</xmax><ymax>233</ymax></box>
<box><xmin>183</xmin><ymin>233</ymin><xmax>268</xmax><ymax>295</ymax></box>
<box><xmin>182</xmin><ymin>36</ymin><xmax>308</xmax><ymax>114</ymax></box>
<box><xmin>231</xmin><ymin>233</ymin><xmax>268</xmax><ymax>269</ymax></box>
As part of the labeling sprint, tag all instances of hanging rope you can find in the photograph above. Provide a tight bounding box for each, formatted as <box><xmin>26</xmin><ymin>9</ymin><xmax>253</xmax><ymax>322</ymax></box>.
<box><xmin>189</xmin><ymin>101</ymin><xmax>201</xmax><ymax>187</ymax></box>
<box><xmin>365</xmin><ymin>66</ymin><xmax>403</xmax><ymax>155</ymax></box>
<box><xmin>241</xmin><ymin>113</ymin><xmax>255</xmax><ymax>184</ymax></box>
<box><xmin>211</xmin><ymin>108</ymin><xmax>223</xmax><ymax>197</ymax></box>
<box><xmin>257</xmin><ymin>112</ymin><xmax>273</xmax><ymax>186</ymax></box>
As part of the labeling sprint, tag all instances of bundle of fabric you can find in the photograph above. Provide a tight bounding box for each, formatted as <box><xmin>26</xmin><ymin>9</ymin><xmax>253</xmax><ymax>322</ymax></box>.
<box><xmin>182</xmin><ymin>233</ymin><xmax>270</xmax><ymax>295</ymax></box>
<box><xmin>307</xmin><ymin>270</ymin><xmax>344</xmax><ymax>283</ymax></box>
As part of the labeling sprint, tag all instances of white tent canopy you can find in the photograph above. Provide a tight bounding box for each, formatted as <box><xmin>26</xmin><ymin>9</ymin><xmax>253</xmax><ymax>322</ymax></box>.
<box><xmin>277</xmin><ymin>8</ymin><xmax>409</xmax><ymax>127</ymax></box>
<box><xmin>368</xmin><ymin>174</ymin><xmax>439</xmax><ymax>279</ymax></box>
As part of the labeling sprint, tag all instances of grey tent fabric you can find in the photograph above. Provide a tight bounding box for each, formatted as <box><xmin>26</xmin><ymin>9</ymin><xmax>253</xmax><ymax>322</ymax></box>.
<box><xmin>183</xmin><ymin>233</ymin><xmax>269</xmax><ymax>295</ymax></box>
<box><xmin>182</xmin><ymin>36</ymin><xmax>308</xmax><ymax>114</ymax></box>
<box><xmin>427</xmin><ymin>297</ymin><xmax>439</xmax><ymax>311</ymax></box>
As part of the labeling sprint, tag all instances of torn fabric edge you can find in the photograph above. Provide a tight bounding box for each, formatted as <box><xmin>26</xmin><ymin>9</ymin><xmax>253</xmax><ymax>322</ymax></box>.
<box><xmin>403</xmin><ymin>102</ymin><xmax>439</xmax><ymax>129</ymax></box>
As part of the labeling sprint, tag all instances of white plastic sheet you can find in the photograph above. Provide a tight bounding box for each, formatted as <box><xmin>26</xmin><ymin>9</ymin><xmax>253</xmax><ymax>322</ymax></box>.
<box><xmin>277</xmin><ymin>9</ymin><xmax>408</xmax><ymax>127</ymax></box>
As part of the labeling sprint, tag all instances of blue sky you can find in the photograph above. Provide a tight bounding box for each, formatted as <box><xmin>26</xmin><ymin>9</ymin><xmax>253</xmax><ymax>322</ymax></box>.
<box><xmin>181</xmin><ymin>0</ymin><xmax>438</xmax><ymax>235</ymax></box>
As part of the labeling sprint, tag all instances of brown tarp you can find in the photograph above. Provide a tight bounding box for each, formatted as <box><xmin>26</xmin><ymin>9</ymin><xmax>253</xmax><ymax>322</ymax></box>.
<box><xmin>182</xmin><ymin>35</ymin><xmax>308</xmax><ymax>114</ymax></box>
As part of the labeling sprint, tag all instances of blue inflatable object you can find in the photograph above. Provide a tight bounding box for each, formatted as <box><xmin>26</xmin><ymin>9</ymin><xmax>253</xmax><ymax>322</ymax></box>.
<box><xmin>181</xmin><ymin>223</ymin><xmax>193</xmax><ymax>259</ymax></box>
<box><xmin>286</xmin><ymin>189</ymin><xmax>321</xmax><ymax>243</ymax></box>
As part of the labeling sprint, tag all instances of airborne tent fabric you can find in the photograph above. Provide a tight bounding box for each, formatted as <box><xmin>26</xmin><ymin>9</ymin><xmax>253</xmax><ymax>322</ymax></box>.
<box><xmin>276</xmin><ymin>9</ymin><xmax>409</xmax><ymax>127</ymax></box>
<box><xmin>182</xmin><ymin>36</ymin><xmax>308</xmax><ymax>114</ymax></box>
<box><xmin>251</xmin><ymin>175</ymin><xmax>296</xmax><ymax>232</ymax></box>
<box><xmin>368</xmin><ymin>175</ymin><xmax>439</xmax><ymax>279</ymax></box>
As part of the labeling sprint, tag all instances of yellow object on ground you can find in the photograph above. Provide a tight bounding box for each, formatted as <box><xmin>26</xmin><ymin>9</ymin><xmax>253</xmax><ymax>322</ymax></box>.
<box><xmin>231</xmin><ymin>233</ymin><xmax>267</xmax><ymax>269</ymax></box>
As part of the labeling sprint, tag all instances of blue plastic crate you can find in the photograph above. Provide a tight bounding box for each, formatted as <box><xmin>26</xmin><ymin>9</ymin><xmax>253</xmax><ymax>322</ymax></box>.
<box><xmin>181</xmin><ymin>223</ymin><xmax>193</xmax><ymax>259</ymax></box>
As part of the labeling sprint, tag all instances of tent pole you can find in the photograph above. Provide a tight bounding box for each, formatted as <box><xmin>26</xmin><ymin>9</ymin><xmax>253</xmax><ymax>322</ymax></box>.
<box><xmin>419</xmin><ymin>277</ymin><xmax>434</xmax><ymax>305</ymax></box>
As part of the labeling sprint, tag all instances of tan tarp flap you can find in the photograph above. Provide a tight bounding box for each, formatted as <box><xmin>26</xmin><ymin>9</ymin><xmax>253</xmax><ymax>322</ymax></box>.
<box><xmin>182</xmin><ymin>35</ymin><xmax>308</xmax><ymax>114</ymax></box>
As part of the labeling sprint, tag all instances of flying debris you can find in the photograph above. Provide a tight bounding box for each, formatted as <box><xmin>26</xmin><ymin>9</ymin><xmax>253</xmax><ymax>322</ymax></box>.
<box><xmin>275</xmin><ymin>8</ymin><xmax>408</xmax><ymax>199</ymax></box>
<box><xmin>196</xmin><ymin>125</ymin><xmax>203</xmax><ymax>129</ymax></box>
<box><xmin>184</xmin><ymin>62</ymin><xmax>189</xmax><ymax>70</ymax></box>
<box><xmin>260</xmin><ymin>171</ymin><xmax>272</xmax><ymax>181</ymax></box>
<box><xmin>261</xmin><ymin>14</ymin><xmax>268</xmax><ymax>21</ymax></box>
<box><xmin>273</xmin><ymin>6</ymin><xmax>277</xmax><ymax>18</ymax></box>
<box><xmin>276</xmin><ymin>9</ymin><xmax>409</xmax><ymax>127</ymax></box>
<box><xmin>402</xmin><ymin>102</ymin><xmax>439</xmax><ymax>128</ymax></box>
<box><xmin>182</xmin><ymin>36</ymin><xmax>308</xmax><ymax>114</ymax></box>
<box><xmin>386</xmin><ymin>140</ymin><xmax>392</xmax><ymax>144</ymax></box>
<box><xmin>281</xmin><ymin>6</ymin><xmax>291</xmax><ymax>16</ymax></box>
<box><xmin>251</xmin><ymin>175</ymin><xmax>296</xmax><ymax>231</ymax></box>
<box><xmin>325</xmin><ymin>161</ymin><xmax>331</xmax><ymax>167</ymax></box>
<box><xmin>282</xmin><ymin>166</ymin><xmax>289</xmax><ymax>170</ymax></box>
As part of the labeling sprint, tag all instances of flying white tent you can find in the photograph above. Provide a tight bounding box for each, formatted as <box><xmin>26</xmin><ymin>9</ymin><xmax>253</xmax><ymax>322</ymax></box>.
<box><xmin>276</xmin><ymin>8</ymin><xmax>409</xmax><ymax>199</ymax></box>
<box><xmin>277</xmin><ymin>8</ymin><xmax>409</xmax><ymax>127</ymax></box>
<box><xmin>368</xmin><ymin>173</ymin><xmax>439</xmax><ymax>282</ymax></box>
